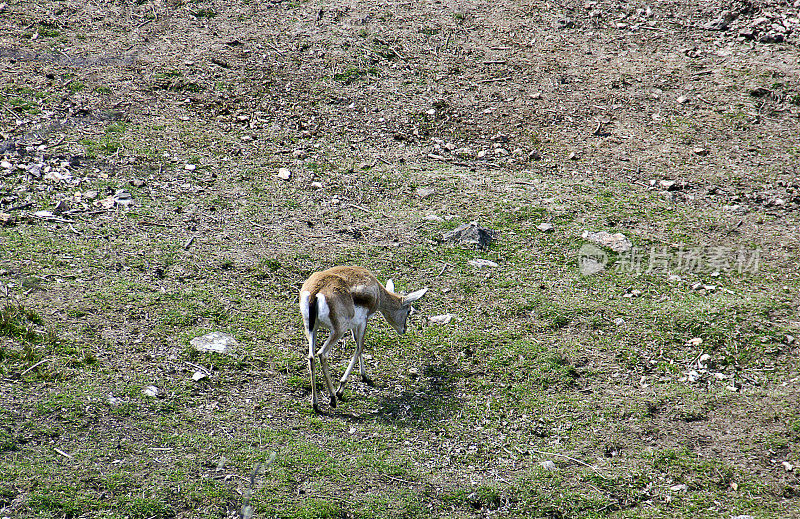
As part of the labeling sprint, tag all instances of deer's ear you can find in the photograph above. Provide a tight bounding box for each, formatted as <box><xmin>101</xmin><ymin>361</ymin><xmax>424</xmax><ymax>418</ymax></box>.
<box><xmin>403</xmin><ymin>287</ymin><xmax>428</xmax><ymax>305</ymax></box>
<box><xmin>385</xmin><ymin>279</ymin><xmax>394</xmax><ymax>292</ymax></box>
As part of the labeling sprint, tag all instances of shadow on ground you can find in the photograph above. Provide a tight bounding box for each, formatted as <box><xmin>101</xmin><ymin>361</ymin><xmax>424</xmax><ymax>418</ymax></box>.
<box><xmin>373</xmin><ymin>361</ymin><xmax>465</xmax><ymax>427</ymax></box>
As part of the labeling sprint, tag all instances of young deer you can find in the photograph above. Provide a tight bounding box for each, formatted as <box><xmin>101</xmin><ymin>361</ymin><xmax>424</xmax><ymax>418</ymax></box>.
<box><xmin>299</xmin><ymin>266</ymin><xmax>428</xmax><ymax>412</ymax></box>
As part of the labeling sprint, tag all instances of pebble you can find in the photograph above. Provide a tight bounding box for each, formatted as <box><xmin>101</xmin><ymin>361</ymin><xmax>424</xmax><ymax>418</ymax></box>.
<box><xmin>539</xmin><ymin>460</ymin><xmax>558</xmax><ymax>471</ymax></box>
<box><xmin>277</xmin><ymin>168</ymin><xmax>291</xmax><ymax>180</ymax></box>
<box><xmin>693</xmin><ymin>147</ymin><xmax>709</xmax><ymax>156</ymax></box>
<box><xmin>537</xmin><ymin>222</ymin><xmax>554</xmax><ymax>233</ymax></box>
<box><xmin>677</xmin><ymin>95</ymin><xmax>689</xmax><ymax>104</ymax></box>
<box><xmin>782</xmin><ymin>461</ymin><xmax>794</xmax><ymax>472</ymax></box>
<box><xmin>190</xmin><ymin>331</ymin><xmax>239</xmax><ymax>354</ymax></box>
<box><xmin>688</xmin><ymin>337</ymin><xmax>703</xmax><ymax>346</ymax></box>
<box><xmin>468</xmin><ymin>259</ymin><xmax>499</xmax><ymax>268</ymax></box>
<box><xmin>184</xmin><ymin>164</ymin><xmax>196</xmax><ymax>171</ymax></box>
<box><xmin>310</xmin><ymin>181</ymin><xmax>323</xmax><ymax>189</ymax></box>
<box><xmin>428</xmin><ymin>313</ymin><xmax>453</xmax><ymax>325</ymax></box>
<box><xmin>142</xmin><ymin>386</ymin><xmax>159</xmax><ymax>398</ymax></box>
<box><xmin>416</xmin><ymin>187</ymin><xmax>435</xmax><ymax>198</ymax></box>
<box><xmin>582</xmin><ymin>230</ymin><xmax>632</xmax><ymax>253</ymax></box>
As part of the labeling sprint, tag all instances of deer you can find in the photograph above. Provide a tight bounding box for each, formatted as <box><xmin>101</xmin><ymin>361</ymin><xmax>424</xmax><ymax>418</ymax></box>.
<box><xmin>299</xmin><ymin>266</ymin><xmax>428</xmax><ymax>412</ymax></box>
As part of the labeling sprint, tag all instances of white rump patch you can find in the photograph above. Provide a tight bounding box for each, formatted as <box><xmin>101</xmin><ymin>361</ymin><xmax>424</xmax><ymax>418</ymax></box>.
<box><xmin>316</xmin><ymin>293</ymin><xmax>332</xmax><ymax>328</ymax></box>
<box><xmin>299</xmin><ymin>291</ymin><xmax>311</xmax><ymax>322</ymax></box>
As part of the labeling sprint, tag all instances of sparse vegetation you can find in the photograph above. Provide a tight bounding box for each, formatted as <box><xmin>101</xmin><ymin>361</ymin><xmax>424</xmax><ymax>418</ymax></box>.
<box><xmin>1</xmin><ymin>0</ymin><xmax>799</xmax><ymax>517</ymax></box>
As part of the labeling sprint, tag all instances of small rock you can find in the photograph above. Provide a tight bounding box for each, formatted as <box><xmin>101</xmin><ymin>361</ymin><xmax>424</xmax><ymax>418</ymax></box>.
<box><xmin>423</xmin><ymin>214</ymin><xmax>443</xmax><ymax>222</ymax></box>
<box><xmin>703</xmin><ymin>11</ymin><xmax>736</xmax><ymax>31</ymax></box>
<box><xmin>539</xmin><ymin>460</ymin><xmax>558</xmax><ymax>471</ymax></box>
<box><xmin>613</xmin><ymin>317</ymin><xmax>625</xmax><ymax>326</ymax></box>
<box><xmin>428</xmin><ymin>314</ymin><xmax>453</xmax><ymax>325</ymax></box>
<box><xmin>693</xmin><ymin>147</ymin><xmax>709</xmax><ymax>156</ymax></box>
<box><xmin>568</xmin><ymin>151</ymin><xmax>578</xmax><ymax>160</ymax></box>
<box><xmin>0</xmin><ymin>160</ymin><xmax>11</xmax><ymax>169</ymax></box>
<box><xmin>785</xmin><ymin>335</ymin><xmax>796</xmax><ymax>345</ymax></box>
<box><xmin>83</xmin><ymin>190</ymin><xmax>98</xmax><ymax>200</ymax></box>
<box><xmin>416</xmin><ymin>187</ymin><xmax>435</xmax><ymax>198</ymax></box>
<box><xmin>468</xmin><ymin>259</ymin><xmax>499</xmax><ymax>268</ymax></box>
<box><xmin>408</xmin><ymin>367</ymin><xmax>419</xmax><ymax>378</ymax></box>
<box><xmin>782</xmin><ymin>461</ymin><xmax>794</xmax><ymax>472</ymax></box>
<box><xmin>667</xmin><ymin>274</ymin><xmax>681</xmax><ymax>282</ymax></box>
<box><xmin>537</xmin><ymin>222</ymin><xmax>555</xmax><ymax>233</ymax></box>
<box><xmin>0</xmin><ymin>213</ymin><xmax>14</xmax><ymax>226</ymax></box>
<box><xmin>699</xmin><ymin>353</ymin><xmax>711</xmax><ymax>363</ymax></box>
<box><xmin>760</xmin><ymin>31</ymin><xmax>784</xmax><ymax>43</ymax></box>
<box><xmin>670</xmin><ymin>484</ymin><xmax>688</xmax><ymax>492</ymax></box>
<box><xmin>582</xmin><ymin>230</ymin><xmax>632</xmax><ymax>253</ymax></box>
<box><xmin>190</xmin><ymin>331</ymin><xmax>239</xmax><ymax>354</ymax></box>
<box><xmin>677</xmin><ymin>95</ymin><xmax>689</xmax><ymax>104</ymax></box>
<box><xmin>130</xmin><ymin>178</ymin><xmax>146</xmax><ymax>187</ymax></box>
<box><xmin>142</xmin><ymin>386</ymin><xmax>159</xmax><ymax>398</ymax></box>
<box><xmin>114</xmin><ymin>189</ymin><xmax>134</xmax><ymax>208</ymax></box>
<box><xmin>240</xmin><ymin>135</ymin><xmax>253</xmax><ymax>142</ymax></box>
<box><xmin>192</xmin><ymin>371</ymin><xmax>208</xmax><ymax>382</ymax></box>
<box><xmin>442</xmin><ymin>221</ymin><xmax>496</xmax><ymax>249</ymax></box>
<box><xmin>688</xmin><ymin>337</ymin><xmax>703</xmax><ymax>346</ymax></box>
<box><xmin>277</xmin><ymin>168</ymin><xmax>291</xmax><ymax>180</ymax></box>
<box><xmin>713</xmin><ymin>372</ymin><xmax>729</xmax><ymax>380</ymax></box>
<box><xmin>310</xmin><ymin>181</ymin><xmax>323</xmax><ymax>189</ymax></box>
<box><xmin>184</xmin><ymin>164</ymin><xmax>196</xmax><ymax>171</ymax></box>
<box><xmin>53</xmin><ymin>199</ymin><xmax>71</xmax><ymax>214</ymax></box>
<box><xmin>687</xmin><ymin>370</ymin><xmax>701</xmax><ymax>383</ymax></box>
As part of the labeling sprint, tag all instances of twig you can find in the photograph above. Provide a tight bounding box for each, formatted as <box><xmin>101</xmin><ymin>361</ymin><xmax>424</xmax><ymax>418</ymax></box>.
<box><xmin>32</xmin><ymin>214</ymin><xmax>75</xmax><ymax>224</ymax></box>
<box><xmin>512</xmin><ymin>180</ymin><xmax>538</xmax><ymax>186</ymax></box>
<box><xmin>6</xmin><ymin>202</ymin><xmax>33</xmax><ymax>212</ymax></box>
<box><xmin>529</xmin><ymin>449</ymin><xmax>608</xmax><ymax>479</ymax></box>
<box><xmin>186</xmin><ymin>361</ymin><xmax>211</xmax><ymax>375</ymax></box>
<box><xmin>346</xmin><ymin>203</ymin><xmax>392</xmax><ymax>219</ymax></box>
<box><xmin>183</xmin><ymin>236</ymin><xmax>195</xmax><ymax>250</ymax></box>
<box><xmin>383</xmin><ymin>474</ymin><xmax>414</xmax><ymax>485</ymax></box>
<box><xmin>434</xmin><ymin>262</ymin><xmax>451</xmax><ymax>279</ymax></box>
<box><xmin>54</xmin><ymin>447</ymin><xmax>73</xmax><ymax>459</ymax></box>
<box><xmin>477</xmin><ymin>76</ymin><xmax>512</xmax><ymax>84</ymax></box>
<box><xmin>21</xmin><ymin>358</ymin><xmax>51</xmax><ymax>376</ymax></box>
<box><xmin>137</xmin><ymin>220</ymin><xmax>176</xmax><ymax>228</ymax></box>
<box><xmin>46</xmin><ymin>135</ymin><xmax>67</xmax><ymax>148</ymax></box>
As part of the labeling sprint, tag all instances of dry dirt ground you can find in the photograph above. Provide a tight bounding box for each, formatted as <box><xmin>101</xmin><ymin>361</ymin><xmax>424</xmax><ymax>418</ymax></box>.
<box><xmin>2</xmin><ymin>0</ymin><xmax>800</xmax><ymax>518</ymax></box>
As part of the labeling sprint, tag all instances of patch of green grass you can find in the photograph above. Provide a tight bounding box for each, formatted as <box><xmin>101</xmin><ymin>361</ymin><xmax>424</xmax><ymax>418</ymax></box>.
<box><xmin>333</xmin><ymin>66</ymin><xmax>378</xmax><ymax>85</ymax></box>
<box><xmin>67</xmin><ymin>80</ymin><xmax>85</xmax><ymax>93</ymax></box>
<box><xmin>37</xmin><ymin>23</ymin><xmax>60</xmax><ymax>38</ymax></box>
<box><xmin>0</xmin><ymin>304</ymin><xmax>44</xmax><ymax>344</ymax></box>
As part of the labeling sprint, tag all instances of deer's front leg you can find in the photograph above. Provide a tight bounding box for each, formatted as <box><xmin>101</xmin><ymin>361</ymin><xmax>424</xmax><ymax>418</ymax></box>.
<box><xmin>337</xmin><ymin>325</ymin><xmax>366</xmax><ymax>399</ymax></box>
